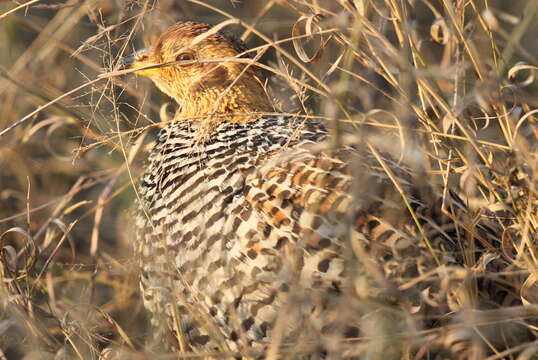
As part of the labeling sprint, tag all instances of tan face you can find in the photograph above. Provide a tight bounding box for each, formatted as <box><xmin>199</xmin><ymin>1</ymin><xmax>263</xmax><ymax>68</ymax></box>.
<box><xmin>120</xmin><ymin>21</ymin><xmax>272</xmax><ymax>122</ymax></box>
<box><xmin>119</xmin><ymin>21</ymin><xmax>248</xmax><ymax>103</ymax></box>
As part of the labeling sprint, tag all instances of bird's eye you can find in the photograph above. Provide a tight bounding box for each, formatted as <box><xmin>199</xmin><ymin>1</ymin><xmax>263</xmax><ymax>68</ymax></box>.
<box><xmin>176</xmin><ymin>52</ymin><xmax>194</xmax><ymax>63</ymax></box>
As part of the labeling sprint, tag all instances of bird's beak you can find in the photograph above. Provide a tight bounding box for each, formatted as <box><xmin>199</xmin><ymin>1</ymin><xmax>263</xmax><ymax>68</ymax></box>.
<box><xmin>117</xmin><ymin>48</ymin><xmax>159</xmax><ymax>77</ymax></box>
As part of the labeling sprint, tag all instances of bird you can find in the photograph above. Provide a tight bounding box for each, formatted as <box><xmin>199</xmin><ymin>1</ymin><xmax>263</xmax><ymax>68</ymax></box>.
<box><xmin>119</xmin><ymin>21</ymin><xmax>485</xmax><ymax>358</ymax></box>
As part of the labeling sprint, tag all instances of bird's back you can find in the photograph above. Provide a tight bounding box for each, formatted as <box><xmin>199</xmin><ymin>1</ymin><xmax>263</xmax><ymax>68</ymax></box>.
<box><xmin>134</xmin><ymin>114</ymin><xmax>459</xmax><ymax>356</ymax></box>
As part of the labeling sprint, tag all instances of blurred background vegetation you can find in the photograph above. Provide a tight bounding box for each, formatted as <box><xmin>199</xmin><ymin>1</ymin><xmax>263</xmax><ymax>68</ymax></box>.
<box><xmin>0</xmin><ymin>0</ymin><xmax>537</xmax><ymax>358</ymax></box>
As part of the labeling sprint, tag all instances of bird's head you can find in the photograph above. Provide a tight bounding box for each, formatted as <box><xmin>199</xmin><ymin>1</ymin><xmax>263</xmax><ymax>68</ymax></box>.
<box><xmin>119</xmin><ymin>21</ymin><xmax>272</xmax><ymax>122</ymax></box>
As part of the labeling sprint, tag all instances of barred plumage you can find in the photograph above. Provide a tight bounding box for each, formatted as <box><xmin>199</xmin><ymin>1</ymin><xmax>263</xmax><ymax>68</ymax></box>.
<box><xmin>122</xmin><ymin>21</ymin><xmax>482</xmax><ymax>358</ymax></box>
<box><xmin>134</xmin><ymin>114</ymin><xmax>428</xmax><ymax>354</ymax></box>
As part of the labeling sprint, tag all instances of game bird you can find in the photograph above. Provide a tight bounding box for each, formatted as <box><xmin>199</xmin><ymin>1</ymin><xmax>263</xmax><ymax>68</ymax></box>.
<box><xmin>120</xmin><ymin>21</ymin><xmax>482</xmax><ymax>358</ymax></box>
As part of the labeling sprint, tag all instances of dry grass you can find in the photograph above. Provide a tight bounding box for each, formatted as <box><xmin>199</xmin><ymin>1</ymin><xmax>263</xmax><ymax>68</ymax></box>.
<box><xmin>0</xmin><ymin>0</ymin><xmax>537</xmax><ymax>359</ymax></box>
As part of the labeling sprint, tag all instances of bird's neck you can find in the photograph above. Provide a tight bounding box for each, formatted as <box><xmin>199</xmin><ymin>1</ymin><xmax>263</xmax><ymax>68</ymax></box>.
<box><xmin>175</xmin><ymin>75</ymin><xmax>273</xmax><ymax>123</ymax></box>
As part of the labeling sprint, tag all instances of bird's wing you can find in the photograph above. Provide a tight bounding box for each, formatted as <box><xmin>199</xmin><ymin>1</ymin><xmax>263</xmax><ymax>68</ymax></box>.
<box><xmin>227</xmin><ymin>141</ymin><xmax>422</xmax><ymax>293</ymax></box>
<box><xmin>219</xmin><ymin>142</ymin><xmax>428</xmax><ymax>343</ymax></box>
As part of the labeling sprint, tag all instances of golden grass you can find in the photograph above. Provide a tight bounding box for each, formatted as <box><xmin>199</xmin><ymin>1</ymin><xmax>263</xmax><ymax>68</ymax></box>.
<box><xmin>0</xmin><ymin>0</ymin><xmax>536</xmax><ymax>359</ymax></box>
